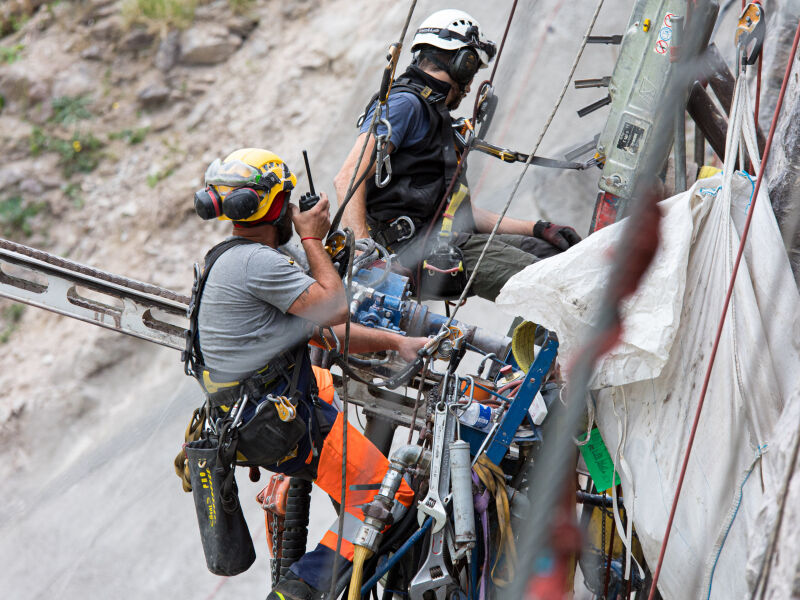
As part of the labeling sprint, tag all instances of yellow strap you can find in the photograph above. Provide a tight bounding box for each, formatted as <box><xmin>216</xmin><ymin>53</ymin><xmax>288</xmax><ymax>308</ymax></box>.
<box><xmin>439</xmin><ymin>183</ymin><xmax>470</xmax><ymax>238</ymax></box>
<box><xmin>474</xmin><ymin>454</ymin><xmax>517</xmax><ymax>586</ymax></box>
<box><xmin>173</xmin><ymin>405</ymin><xmax>207</xmax><ymax>492</ymax></box>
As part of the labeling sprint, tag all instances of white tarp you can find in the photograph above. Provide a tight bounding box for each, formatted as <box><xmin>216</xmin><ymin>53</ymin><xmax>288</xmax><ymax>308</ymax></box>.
<box><xmin>496</xmin><ymin>170</ymin><xmax>800</xmax><ymax>599</ymax></box>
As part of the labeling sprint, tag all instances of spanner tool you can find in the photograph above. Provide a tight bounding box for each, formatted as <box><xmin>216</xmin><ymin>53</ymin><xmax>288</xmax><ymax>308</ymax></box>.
<box><xmin>416</xmin><ymin>401</ymin><xmax>451</xmax><ymax>532</ymax></box>
<box><xmin>411</xmin><ymin>401</ymin><xmax>458</xmax><ymax>600</ymax></box>
<box><xmin>409</xmin><ymin>527</ymin><xmax>457</xmax><ymax>600</ymax></box>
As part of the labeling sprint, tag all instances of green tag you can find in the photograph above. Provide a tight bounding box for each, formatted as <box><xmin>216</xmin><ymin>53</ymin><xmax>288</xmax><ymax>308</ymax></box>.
<box><xmin>578</xmin><ymin>427</ymin><xmax>620</xmax><ymax>492</ymax></box>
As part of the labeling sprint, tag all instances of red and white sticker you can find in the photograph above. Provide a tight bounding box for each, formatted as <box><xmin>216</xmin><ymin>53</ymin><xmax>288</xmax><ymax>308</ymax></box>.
<box><xmin>654</xmin><ymin>12</ymin><xmax>675</xmax><ymax>55</ymax></box>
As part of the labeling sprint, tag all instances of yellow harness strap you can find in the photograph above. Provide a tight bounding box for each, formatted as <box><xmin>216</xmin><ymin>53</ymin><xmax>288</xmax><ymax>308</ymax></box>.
<box><xmin>174</xmin><ymin>405</ymin><xmax>208</xmax><ymax>493</ymax></box>
<box><xmin>439</xmin><ymin>183</ymin><xmax>470</xmax><ymax>239</ymax></box>
<box><xmin>474</xmin><ymin>454</ymin><xmax>517</xmax><ymax>587</ymax></box>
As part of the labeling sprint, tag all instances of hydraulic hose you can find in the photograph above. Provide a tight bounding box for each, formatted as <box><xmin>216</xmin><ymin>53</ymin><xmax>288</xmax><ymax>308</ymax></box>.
<box><xmin>347</xmin><ymin>445</ymin><xmax>427</xmax><ymax>598</ymax></box>
<box><xmin>348</xmin><ymin>545</ymin><xmax>374</xmax><ymax>600</ymax></box>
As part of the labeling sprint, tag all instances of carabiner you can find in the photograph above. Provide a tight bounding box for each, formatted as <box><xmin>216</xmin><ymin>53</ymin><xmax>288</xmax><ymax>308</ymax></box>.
<box><xmin>375</xmin><ymin>117</ymin><xmax>393</xmax><ymax>188</ymax></box>
<box><xmin>735</xmin><ymin>3</ymin><xmax>765</xmax><ymax>66</ymax></box>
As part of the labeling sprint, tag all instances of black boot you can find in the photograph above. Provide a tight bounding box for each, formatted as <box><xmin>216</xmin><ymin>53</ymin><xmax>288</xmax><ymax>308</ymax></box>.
<box><xmin>267</xmin><ymin>572</ymin><xmax>324</xmax><ymax>600</ymax></box>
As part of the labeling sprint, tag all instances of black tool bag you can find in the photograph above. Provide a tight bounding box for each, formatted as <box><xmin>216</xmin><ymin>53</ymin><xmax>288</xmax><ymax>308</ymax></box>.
<box><xmin>184</xmin><ymin>436</ymin><xmax>256</xmax><ymax>576</ymax></box>
<box><xmin>234</xmin><ymin>398</ymin><xmax>307</xmax><ymax>467</ymax></box>
<box><xmin>418</xmin><ymin>242</ymin><xmax>469</xmax><ymax>300</ymax></box>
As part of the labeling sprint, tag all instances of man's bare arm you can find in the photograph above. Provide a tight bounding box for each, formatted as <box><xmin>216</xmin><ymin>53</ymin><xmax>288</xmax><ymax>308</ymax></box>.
<box><xmin>334</xmin><ymin>132</ymin><xmax>393</xmax><ymax>239</ymax></box>
<box><xmin>313</xmin><ymin>324</ymin><xmax>428</xmax><ymax>362</ymax></box>
<box><xmin>472</xmin><ymin>205</ymin><xmax>535</xmax><ymax>236</ymax></box>
<box><xmin>287</xmin><ymin>198</ymin><xmax>349</xmax><ymax>325</ymax></box>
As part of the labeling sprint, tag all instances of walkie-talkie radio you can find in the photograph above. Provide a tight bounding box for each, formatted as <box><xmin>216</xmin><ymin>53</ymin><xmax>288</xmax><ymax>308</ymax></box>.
<box><xmin>299</xmin><ymin>150</ymin><xmax>320</xmax><ymax>212</ymax></box>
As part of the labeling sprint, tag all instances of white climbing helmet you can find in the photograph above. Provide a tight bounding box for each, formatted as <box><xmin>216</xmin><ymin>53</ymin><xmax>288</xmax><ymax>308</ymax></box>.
<box><xmin>411</xmin><ymin>9</ymin><xmax>496</xmax><ymax>68</ymax></box>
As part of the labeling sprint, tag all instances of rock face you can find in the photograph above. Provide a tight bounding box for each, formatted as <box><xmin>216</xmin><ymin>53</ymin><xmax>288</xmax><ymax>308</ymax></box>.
<box><xmin>179</xmin><ymin>23</ymin><xmax>242</xmax><ymax>65</ymax></box>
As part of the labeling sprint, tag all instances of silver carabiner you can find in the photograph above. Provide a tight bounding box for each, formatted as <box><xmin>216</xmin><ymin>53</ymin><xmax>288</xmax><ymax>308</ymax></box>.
<box><xmin>375</xmin><ymin>117</ymin><xmax>393</xmax><ymax>188</ymax></box>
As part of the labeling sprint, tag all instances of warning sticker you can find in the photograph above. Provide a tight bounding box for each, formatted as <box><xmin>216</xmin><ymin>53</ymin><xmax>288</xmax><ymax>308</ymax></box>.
<box><xmin>654</xmin><ymin>12</ymin><xmax>675</xmax><ymax>55</ymax></box>
<box><xmin>616</xmin><ymin>122</ymin><xmax>645</xmax><ymax>154</ymax></box>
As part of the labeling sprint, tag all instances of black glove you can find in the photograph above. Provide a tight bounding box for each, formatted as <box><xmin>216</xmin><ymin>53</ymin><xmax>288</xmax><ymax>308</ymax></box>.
<box><xmin>533</xmin><ymin>220</ymin><xmax>582</xmax><ymax>251</ymax></box>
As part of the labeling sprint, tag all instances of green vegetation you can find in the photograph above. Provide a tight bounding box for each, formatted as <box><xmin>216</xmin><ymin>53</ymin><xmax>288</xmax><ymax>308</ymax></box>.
<box><xmin>0</xmin><ymin>303</ymin><xmax>25</xmax><ymax>344</ymax></box>
<box><xmin>0</xmin><ymin>196</ymin><xmax>42</xmax><ymax>237</ymax></box>
<box><xmin>121</xmin><ymin>0</ymin><xmax>198</xmax><ymax>27</ymax></box>
<box><xmin>109</xmin><ymin>126</ymin><xmax>150</xmax><ymax>145</ymax></box>
<box><xmin>147</xmin><ymin>165</ymin><xmax>176</xmax><ymax>188</ymax></box>
<box><xmin>228</xmin><ymin>0</ymin><xmax>255</xmax><ymax>13</ymax></box>
<box><xmin>29</xmin><ymin>127</ymin><xmax>105</xmax><ymax>178</ymax></box>
<box><xmin>62</xmin><ymin>182</ymin><xmax>84</xmax><ymax>208</ymax></box>
<box><xmin>0</xmin><ymin>43</ymin><xmax>24</xmax><ymax>64</ymax></box>
<box><xmin>51</xmin><ymin>95</ymin><xmax>93</xmax><ymax>125</ymax></box>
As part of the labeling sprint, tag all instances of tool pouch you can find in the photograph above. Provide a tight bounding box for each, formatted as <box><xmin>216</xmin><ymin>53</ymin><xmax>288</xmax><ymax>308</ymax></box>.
<box><xmin>235</xmin><ymin>396</ymin><xmax>307</xmax><ymax>467</ymax></box>
<box><xmin>185</xmin><ymin>437</ymin><xmax>256</xmax><ymax>576</ymax></box>
<box><xmin>418</xmin><ymin>243</ymin><xmax>468</xmax><ymax>300</ymax></box>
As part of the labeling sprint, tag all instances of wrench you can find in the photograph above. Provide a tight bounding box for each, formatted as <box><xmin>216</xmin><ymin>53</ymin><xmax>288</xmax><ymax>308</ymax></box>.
<box><xmin>417</xmin><ymin>402</ymin><xmax>451</xmax><ymax>532</ymax></box>
<box><xmin>409</xmin><ymin>527</ymin><xmax>457</xmax><ymax>600</ymax></box>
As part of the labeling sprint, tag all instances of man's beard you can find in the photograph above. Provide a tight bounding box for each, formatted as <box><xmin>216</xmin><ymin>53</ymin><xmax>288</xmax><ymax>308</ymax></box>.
<box><xmin>277</xmin><ymin>213</ymin><xmax>293</xmax><ymax>246</ymax></box>
<box><xmin>446</xmin><ymin>87</ymin><xmax>467</xmax><ymax>110</ymax></box>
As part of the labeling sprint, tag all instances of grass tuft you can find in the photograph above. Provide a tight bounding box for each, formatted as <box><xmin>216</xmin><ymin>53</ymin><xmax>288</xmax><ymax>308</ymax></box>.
<box><xmin>121</xmin><ymin>0</ymin><xmax>198</xmax><ymax>27</ymax></box>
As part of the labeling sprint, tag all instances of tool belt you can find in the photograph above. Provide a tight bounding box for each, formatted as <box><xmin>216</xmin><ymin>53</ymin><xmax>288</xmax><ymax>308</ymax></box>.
<box><xmin>201</xmin><ymin>348</ymin><xmax>298</xmax><ymax>410</ymax></box>
<box><xmin>369</xmin><ymin>215</ymin><xmax>422</xmax><ymax>250</ymax></box>
<box><xmin>210</xmin><ymin>344</ymin><xmax>314</xmax><ymax>469</ymax></box>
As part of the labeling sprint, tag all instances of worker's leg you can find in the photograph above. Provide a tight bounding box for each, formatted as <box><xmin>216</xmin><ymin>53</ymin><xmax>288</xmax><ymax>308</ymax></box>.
<box><xmin>491</xmin><ymin>233</ymin><xmax>562</xmax><ymax>259</ymax></box>
<box><xmin>287</xmin><ymin>411</ymin><xmax>414</xmax><ymax>592</ymax></box>
<box><xmin>454</xmin><ymin>233</ymin><xmax>542</xmax><ymax>301</ymax></box>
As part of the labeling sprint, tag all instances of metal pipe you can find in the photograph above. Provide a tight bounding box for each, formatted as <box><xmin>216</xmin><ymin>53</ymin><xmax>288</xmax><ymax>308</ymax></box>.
<box><xmin>687</xmin><ymin>82</ymin><xmax>728</xmax><ymax>161</ymax></box>
<box><xmin>576</xmin><ymin>490</ymin><xmax>624</xmax><ymax>509</ymax></box>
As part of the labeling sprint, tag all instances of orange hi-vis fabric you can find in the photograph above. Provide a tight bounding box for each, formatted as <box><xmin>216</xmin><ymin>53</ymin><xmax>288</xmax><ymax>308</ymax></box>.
<box><xmin>311</xmin><ymin>365</ymin><xmax>335</xmax><ymax>405</ymax></box>
<box><xmin>314</xmin><ymin>413</ymin><xmax>415</xmax><ymax>560</ymax></box>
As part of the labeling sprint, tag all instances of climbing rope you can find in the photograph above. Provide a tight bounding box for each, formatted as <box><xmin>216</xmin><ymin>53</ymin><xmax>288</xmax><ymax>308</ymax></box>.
<box><xmin>325</xmin><ymin>4</ymin><xmax>420</xmax><ymax>593</ymax></box>
<box><xmin>646</xmin><ymin>17</ymin><xmax>800</xmax><ymax>600</ymax></box>
<box><xmin>329</xmin><ymin>0</ymin><xmax>418</xmax><ymax>233</ymax></box>
<box><xmin>327</xmin><ymin>229</ymin><xmax>356</xmax><ymax>600</ymax></box>
<box><xmin>443</xmin><ymin>0</ymin><xmax>606</xmax><ymax>329</ymax></box>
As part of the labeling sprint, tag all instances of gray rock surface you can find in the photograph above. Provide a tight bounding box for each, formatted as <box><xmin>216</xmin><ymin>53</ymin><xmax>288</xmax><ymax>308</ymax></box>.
<box><xmin>179</xmin><ymin>23</ymin><xmax>242</xmax><ymax>65</ymax></box>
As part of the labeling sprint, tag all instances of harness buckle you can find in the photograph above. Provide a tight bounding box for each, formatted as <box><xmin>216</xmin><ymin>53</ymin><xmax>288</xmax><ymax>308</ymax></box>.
<box><xmin>389</xmin><ymin>215</ymin><xmax>415</xmax><ymax>243</ymax></box>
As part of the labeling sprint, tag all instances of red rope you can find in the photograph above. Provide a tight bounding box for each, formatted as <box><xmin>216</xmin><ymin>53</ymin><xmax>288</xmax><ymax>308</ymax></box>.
<box><xmin>646</xmin><ymin>19</ymin><xmax>800</xmax><ymax>600</ymax></box>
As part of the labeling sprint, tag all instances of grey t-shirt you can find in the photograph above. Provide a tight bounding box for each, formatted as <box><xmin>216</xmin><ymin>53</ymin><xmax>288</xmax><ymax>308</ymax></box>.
<box><xmin>197</xmin><ymin>241</ymin><xmax>315</xmax><ymax>379</ymax></box>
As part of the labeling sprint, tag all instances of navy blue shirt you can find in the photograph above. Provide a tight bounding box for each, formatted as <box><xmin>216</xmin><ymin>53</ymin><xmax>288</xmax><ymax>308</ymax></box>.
<box><xmin>359</xmin><ymin>91</ymin><xmax>430</xmax><ymax>148</ymax></box>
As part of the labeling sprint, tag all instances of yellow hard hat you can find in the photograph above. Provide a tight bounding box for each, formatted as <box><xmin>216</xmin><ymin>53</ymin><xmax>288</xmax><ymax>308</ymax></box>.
<box><xmin>194</xmin><ymin>148</ymin><xmax>297</xmax><ymax>223</ymax></box>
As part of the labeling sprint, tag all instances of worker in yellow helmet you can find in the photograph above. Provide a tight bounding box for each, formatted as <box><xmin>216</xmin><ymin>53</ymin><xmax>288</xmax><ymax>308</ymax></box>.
<box><xmin>186</xmin><ymin>148</ymin><xmax>420</xmax><ymax>599</ymax></box>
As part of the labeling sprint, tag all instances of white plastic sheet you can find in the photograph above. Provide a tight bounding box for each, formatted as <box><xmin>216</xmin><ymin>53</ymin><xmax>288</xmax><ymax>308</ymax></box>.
<box><xmin>496</xmin><ymin>169</ymin><xmax>800</xmax><ymax>598</ymax></box>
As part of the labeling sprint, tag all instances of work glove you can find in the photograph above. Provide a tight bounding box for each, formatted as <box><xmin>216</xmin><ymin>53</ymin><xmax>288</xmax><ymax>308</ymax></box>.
<box><xmin>533</xmin><ymin>220</ymin><xmax>582</xmax><ymax>251</ymax></box>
